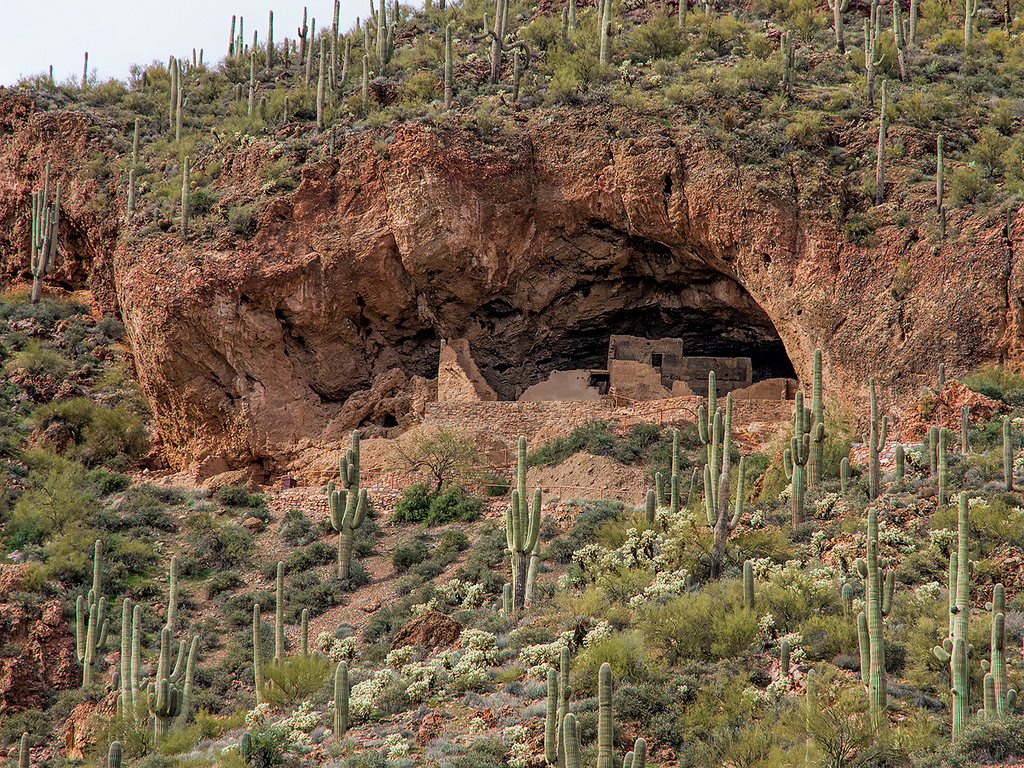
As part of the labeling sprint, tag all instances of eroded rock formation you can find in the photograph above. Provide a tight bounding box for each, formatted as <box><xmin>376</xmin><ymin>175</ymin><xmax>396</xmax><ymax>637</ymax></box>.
<box><xmin>2</xmin><ymin>91</ymin><xmax>1022</xmax><ymax>471</ymax></box>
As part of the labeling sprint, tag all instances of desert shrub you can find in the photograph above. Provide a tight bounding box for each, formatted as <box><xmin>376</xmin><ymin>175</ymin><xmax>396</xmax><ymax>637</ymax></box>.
<box><xmin>4</xmin><ymin>339</ymin><xmax>70</xmax><ymax>378</ymax></box>
<box><xmin>86</xmin><ymin>467</ymin><xmax>131</xmax><ymax>495</ymax></box>
<box><xmin>353</xmin><ymin>514</ymin><xmax>381</xmax><ymax>557</ymax></box>
<box><xmin>572</xmin><ymin>631</ymin><xmax>659</xmax><ymax>695</ymax></box>
<box><xmin>278</xmin><ymin>508</ymin><xmax>315</xmax><ymax>546</ymax></box>
<box><xmin>545</xmin><ymin>500</ymin><xmax>624</xmax><ymax>563</ymax></box>
<box><xmin>29</xmin><ymin>398</ymin><xmax>148</xmax><ymax>467</ymax></box>
<box><xmin>963</xmin><ymin>364</ymin><xmax>1024</xmax><ymax>403</ymax></box>
<box><xmin>947</xmin><ymin>166</ymin><xmax>991</xmax><ymax>206</ymax></box>
<box><xmin>637</xmin><ymin>581</ymin><xmax>757</xmax><ymax>662</ymax></box>
<box><xmin>363</xmin><ymin>598</ymin><xmax>414</xmax><ymax>643</ymax></box>
<box><xmin>393</xmin><ymin>539</ymin><xmax>430</xmax><ymax>572</ymax></box>
<box><xmin>206</xmin><ymin>571</ymin><xmax>244</xmax><ymax>600</ymax></box>
<box><xmin>455</xmin><ymin>525</ymin><xmax>509</xmax><ymax>593</ymax></box>
<box><xmin>261</xmin><ymin>653</ymin><xmax>333</xmax><ymax>705</ymax></box>
<box><xmin>392</xmin><ymin>483</ymin><xmax>433</xmax><ymax>522</ymax></box>
<box><xmin>189</xmin><ymin>187</ymin><xmax>217</xmax><ymax>215</ymax></box>
<box><xmin>393</xmin><ymin>483</ymin><xmax>482</xmax><ymax>525</ymax></box>
<box><xmin>529</xmin><ymin>420</ymin><xmax>668</xmax><ymax>467</ymax></box>
<box><xmin>228</xmin><ymin>204</ymin><xmax>257</xmax><ymax>236</ymax></box>
<box><xmin>438</xmin><ymin>529</ymin><xmax>470</xmax><ymax>554</ymax></box>
<box><xmin>186</xmin><ymin>512</ymin><xmax>255</xmax><ymax>569</ymax></box>
<box><xmin>214</xmin><ymin>485</ymin><xmax>261</xmax><ymax>508</ymax></box>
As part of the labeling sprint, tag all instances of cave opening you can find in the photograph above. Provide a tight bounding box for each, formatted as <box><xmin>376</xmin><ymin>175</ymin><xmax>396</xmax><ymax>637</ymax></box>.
<box><xmin>458</xmin><ymin>247</ymin><xmax>797</xmax><ymax>401</ymax></box>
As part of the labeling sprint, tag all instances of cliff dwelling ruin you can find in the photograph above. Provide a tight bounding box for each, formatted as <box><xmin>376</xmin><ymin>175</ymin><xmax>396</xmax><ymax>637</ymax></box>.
<box><xmin>438</xmin><ymin>334</ymin><xmax>798</xmax><ymax>404</ymax></box>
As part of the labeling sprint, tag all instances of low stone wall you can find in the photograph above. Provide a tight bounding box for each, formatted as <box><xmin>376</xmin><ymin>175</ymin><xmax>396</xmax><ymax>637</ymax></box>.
<box><xmin>424</xmin><ymin>395</ymin><xmax>795</xmax><ymax>448</ymax></box>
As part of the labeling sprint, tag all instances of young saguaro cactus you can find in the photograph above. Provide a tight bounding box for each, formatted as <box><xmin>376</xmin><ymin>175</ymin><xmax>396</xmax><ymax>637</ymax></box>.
<box><xmin>545</xmin><ymin>667</ymin><xmax>559</xmax><ymax>764</ymax></box>
<box><xmin>506</xmin><ymin>436</ymin><xmax>542</xmax><ymax>610</ymax></box>
<box><xmin>180</xmin><ymin>157</ymin><xmax>191</xmax><ymax>240</ymax></box>
<box><xmin>856</xmin><ymin>507</ymin><xmax>894</xmax><ymax>730</ymax></box>
<box><xmin>108</xmin><ymin>741</ymin><xmax>122</xmax><ymax>768</ymax></box>
<box><xmin>864</xmin><ymin>379</ymin><xmax>887</xmax><ymax>499</ymax></box>
<box><xmin>938</xmin><ymin>428</ymin><xmax>950</xmax><ymax>505</ymax></box>
<box><xmin>743</xmin><ymin>560</ymin><xmax>755</xmax><ymax>611</ymax></box>
<box><xmin>77</xmin><ymin>539</ymin><xmax>109</xmax><ymax>687</ymax></box>
<box><xmin>334</xmin><ymin>660</ymin><xmax>349</xmax><ymax>740</ymax></box>
<box><xmin>253</xmin><ymin>604</ymin><xmax>266</xmax><ymax>705</ymax></box>
<box><xmin>933</xmin><ymin>492</ymin><xmax>973</xmax><ymax>740</ymax></box>
<box><xmin>19</xmin><ymin>732</ymin><xmax>29</xmax><ymax>768</ymax></box>
<box><xmin>329</xmin><ymin>430</ymin><xmax>369</xmax><ymax>580</ymax></box>
<box><xmin>840</xmin><ymin>457</ymin><xmax>851</xmax><ymax>492</ymax></box>
<box><xmin>784</xmin><ymin>391</ymin><xmax>810</xmax><ymax>527</ymax></box>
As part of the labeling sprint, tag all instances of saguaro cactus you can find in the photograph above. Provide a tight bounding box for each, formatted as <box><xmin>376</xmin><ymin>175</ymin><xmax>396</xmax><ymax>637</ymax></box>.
<box><xmin>964</xmin><ymin>0</ymin><xmax>979</xmax><ymax>44</ymax></box>
<box><xmin>180</xmin><ymin>157</ymin><xmax>191</xmax><ymax>240</ymax></box>
<box><xmin>933</xmin><ymin>492</ymin><xmax>972</xmax><ymax>740</ymax></box>
<box><xmin>938</xmin><ymin>428</ymin><xmax>949</xmax><ymax>505</ymax></box>
<box><xmin>937</xmin><ymin>134</ymin><xmax>946</xmax><ymax>239</ymax></box>
<box><xmin>253</xmin><ymin>604</ymin><xmax>266</xmax><ymax>705</ymax></box>
<box><xmin>444</xmin><ymin>24</ymin><xmax>453</xmax><ymax>109</ymax></box>
<box><xmin>1004</xmin><ymin>417</ymin><xmax>1014</xmax><ymax>491</ymax></box>
<box><xmin>894</xmin><ymin>445</ymin><xmax>905</xmax><ymax>480</ymax></box>
<box><xmin>506</xmin><ymin>436</ymin><xmax>541</xmax><ymax>610</ymax></box>
<box><xmin>545</xmin><ymin>667</ymin><xmax>559</xmax><ymax>764</ymax></box>
<box><xmin>875</xmin><ymin>79</ymin><xmax>888</xmax><ymax>204</ymax></box>
<box><xmin>77</xmin><ymin>539</ymin><xmax>109</xmax><ymax>686</ymax></box>
<box><xmin>275</xmin><ymin>561</ymin><xmax>285</xmax><ymax>662</ymax></box>
<box><xmin>825</xmin><ymin>0</ymin><xmax>850</xmax><ymax>52</ymax></box>
<box><xmin>864</xmin><ymin>379</ymin><xmax>887</xmax><ymax>499</ymax></box>
<box><xmin>808</xmin><ymin>349</ymin><xmax>826</xmax><ymax>487</ymax></box>
<box><xmin>743</xmin><ymin>560</ymin><xmax>755</xmax><ymax>611</ymax></box>
<box><xmin>30</xmin><ymin>161</ymin><xmax>61</xmax><ymax>304</ymax></box>
<box><xmin>334</xmin><ymin>661</ymin><xmax>349</xmax><ymax>739</ymax></box>
<box><xmin>108</xmin><ymin>741</ymin><xmax>122</xmax><ymax>768</ymax></box>
<box><xmin>981</xmin><ymin>583</ymin><xmax>1017</xmax><ymax>718</ymax></box>
<box><xmin>562</xmin><ymin>713</ymin><xmax>582</xmax><ymax>768</ymax></box>
<box><xmin>784</xmin><ymin>392</ymin><xmax>810</xmax><ymax>526</ymax></box>
<box><xmin>840</xmin><ymin>457</ymin><xmax>851</xmax><ymax>492</ymax></box>
<box><xmin>597</xmin><ymin>663</ymin><xmax>614</xmax><ymax>768</ymax></box>
<box><xmin>329</xmin><ymin>430</ymin><xmax>369</xmax><ymax>580</ymax></box>
<box><xmin>19</xmin><ymin>733</ymin><xmax>29</xmax><ymax>768</ymax></box>
<box><xmin>856</xmin><ymin>507</ymin><xmax>894</xmax><ymax>730</ymax></box>
<box><xmin>148</xmin><ymin>627</ymin><xmax>185</xmax><ymax>738</ymax></box>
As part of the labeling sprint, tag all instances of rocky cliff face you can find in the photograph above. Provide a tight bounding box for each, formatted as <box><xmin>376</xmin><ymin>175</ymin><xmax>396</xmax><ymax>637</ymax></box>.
<box><xmin>2</xmin><ymin>91</ymin><xmax>1021</xmax><ymax>471</ymax></box>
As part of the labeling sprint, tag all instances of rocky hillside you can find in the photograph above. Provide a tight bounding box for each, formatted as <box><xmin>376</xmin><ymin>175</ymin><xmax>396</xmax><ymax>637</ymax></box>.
<box><xmin>2</xmin><ymin>0</ymin><xmax>1024</xmax><ymax>473</ymax></box>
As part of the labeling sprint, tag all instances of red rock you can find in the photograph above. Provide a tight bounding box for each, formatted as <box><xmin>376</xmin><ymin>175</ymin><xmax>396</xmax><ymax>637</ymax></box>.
<box><xmin>390</xmin><ymin>610</ymin><xmax>462</xmax><ymax>651</ymax></box>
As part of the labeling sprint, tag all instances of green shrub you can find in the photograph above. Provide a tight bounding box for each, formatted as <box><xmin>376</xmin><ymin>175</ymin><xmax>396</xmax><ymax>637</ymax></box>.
<box><xmin>393</xmin><ymin>539</ymin><xmax>430</xmax><ymax>572</ymax></box>
<box><xmin>438</xmin><ymin>529</ymin><xmax>470</xmax><ymax>554</ymax></box>
<box><xmin>261</xmin><ymin>654</ymin><xmax>333</xmax><ymax>705</ymax></box>
<box><xmin>638</xmin><ymin>581</ymin><xmax>758</xmax><ymax>662</ymax></box>
<box><xmin>228</xmin><ymin>205</ymin><xmax>257</xmax><ymax>236</ymax></box>
<box><xmin>963</xmin><ymin>364</ymin><xmax>1024</xmax><ymax>403</ymax></box>
<box><xmin>278</xmin><ymin>508</ymin><xmax>315</xmax><ymax>546</ymax></box>
<box><xmin>87</xmin><ymin>467</ymin><xmax>131</xmax><ymax>495</ymax></box>
<box><xmin>393</xmin><ymin>483</ymin><xmax>481</xmax><ymax>525</ymax></box>
<box><xmin>214</xmin><ymin>485</ymin><xmax>252</xmax><ymax>507</ymax></box>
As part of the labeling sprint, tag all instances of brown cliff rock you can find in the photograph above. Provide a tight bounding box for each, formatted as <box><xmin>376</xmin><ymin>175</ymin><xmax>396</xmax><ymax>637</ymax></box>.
<box><xmin>3</xmin><ymin>92</ymin><xmax>1024</xmax><ymax>470</ymax></box>
<box><xmin>390</xmin><ymin>610</ymin><xmax>462</xmax><ymax>651</ymax></box>
<box><xmin>0</xmin><ymin>567</ymin><xmax>79</xmax><ymax>713</ymax></box>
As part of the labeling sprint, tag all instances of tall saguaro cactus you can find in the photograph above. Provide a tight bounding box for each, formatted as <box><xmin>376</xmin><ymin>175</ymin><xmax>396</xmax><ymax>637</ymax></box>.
<box><xmin>444</xmin><ymin>24</ymin><xmax>453</xmax><ymax>109</ymax></box>
<box><xmin>964</xmin><ymin>0</ymin><xmax>979</xmax><ymax>45</ymax></box>
<box><xmin>77</xmin><ymin>539</ymin><xmax>109</xmax><ymax>686</ymax></box>
<box><xmin>864</xmin><ymin>379</ymin><xmax>887</xmax><ymax>499</ymax></box>
<box><xmin>597</xmin><ymin>663</ymin><xmax>614</xmax><ymax>768</ymax></box>
<box><xmin>784</xmin><ymin>391</ymin><xmax>810</xmax><ymax>526</ymax></box>
<box><xmin>856</xmin><ymin>507</ymin><xmax>894</xmax><ymax>730</ymax></box>
<box><xmin>933</xmin><ymin>492</ymin><xmax>972</xmax><ymax>740</ymax></box>
<box><xmin>329</xmin><ymin>430</ymin><xmax>369</xmax><ymax>580</ymax></box>
<box><xmin>875</xmin><ymin>79</ymin><xmax>888</xmax><ymax>204</ymax></box>
<box><xmin>808</xmin><ymin>349</ymin><xmax>826</xmax><ymax>487</ymax></box>
<box><xmin>506</xmin><ymin>436</ymin><xmax>542</xmax><ymax>610</ymax></box>
<box><xmin>825</xmin><ymin>0</ymin><xmax>850</xmax><ymax>52</ymax></box>
<box><xmin>1004</xmin><ymin>417</ymin><xmax>1014</xmax><ymax>491</ymax></box>
<box><xmin>30</xmin><ymin>160</ymin><xmax>61</xmax><ymax>304</ymax></box>
<box><xmin>981</xmin><ymin>583</ymin><xmax>1017</xmax><ymax>718</ymax></box>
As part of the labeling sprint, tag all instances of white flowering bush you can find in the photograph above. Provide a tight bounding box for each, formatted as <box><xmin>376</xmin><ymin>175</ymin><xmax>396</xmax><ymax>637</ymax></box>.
<box><xmin>814</xmin><ymin>492</ymin><xmax>839</xmax><ymax>518</ymax></box>
<box><xmin>386</xmin><ymin>647</ymin><xmax>416</xmax><ymax>669</ymax></box>
<box><xmin>518</xmin><ymin>631</ymin><xmax>573</xmax><ymax>678</ymax></box>
<box><xmin>384</xmin><ymin>733</ymin><xmax>410</xmax><ymax>760</ymax></box>
<box><xmin>350</xmin><ymin>670</ymin><xmax>394</xmax><ymax>719</ymax></box>
<box><xmin>317</xmin><ymin>632</ymin><xmax>357</xmax><ymax>663</ymax></box>
<box><xmin>278</xmin><ymin>701</ymin><xmax>322</xmax><ymax>746</ymax></box>
<box><xmin>929</xmin><ymin>528</ymin><xmax>955</xmax><ymax>551</ymax></box>
<box><xmin>504</xmin><ymin>725</ymin><xmax>532</xmax><ymax>768</ymax></box>
<box><xmin>629</xmin><ymin>569</ymin><xmax>693</xmax><ymax>608</ymax></box>
<box><xmin>449</xmin><ymin>629</ymin><xmax>498</xmax><ymax>691</ymax></box>
<box><xmin>914</xmin><ymin>581</ymin><xmax>942</xmax><ymax>602</ymax></box>
<box><xmin>875</xmin><ymin>520</ymin><xmax>917</xmax><ymax>553</ymax></box>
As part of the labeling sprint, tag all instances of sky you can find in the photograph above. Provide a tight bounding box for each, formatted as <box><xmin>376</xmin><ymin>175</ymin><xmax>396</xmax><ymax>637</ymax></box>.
<box><xmin>2</xmin><ymin>1</ymin><xmax>372</xmax><ymax>88</ymax></box>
